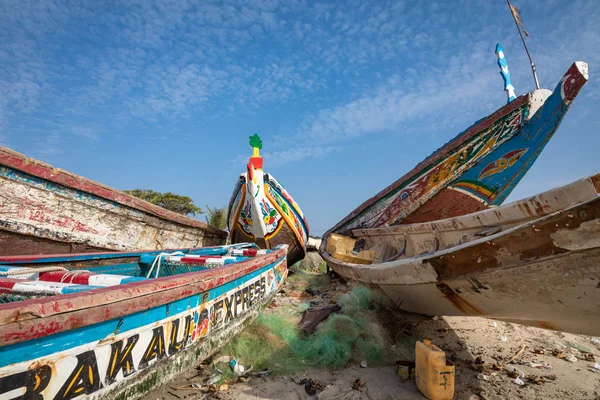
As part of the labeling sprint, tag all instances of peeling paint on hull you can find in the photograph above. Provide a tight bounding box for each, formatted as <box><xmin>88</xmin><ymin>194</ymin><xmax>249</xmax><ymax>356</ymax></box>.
<box><xmin>321</xmin><ymin>174</ymin><xmax>600</xmax><ymax>335</ymax></box>
<box><xmin>379</xmin><ymin>248</ymin><xmax>600</xmax><ymax>335</ymax></box>
<box><xmin>0</xmin><ymin>149</ymin><xmax>228</xmax><ymax>255</ymax></box>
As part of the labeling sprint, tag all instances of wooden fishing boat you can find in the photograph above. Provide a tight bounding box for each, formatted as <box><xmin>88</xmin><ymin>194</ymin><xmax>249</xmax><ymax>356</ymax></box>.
<box><xmin>227</xmin><ymin>134</ymin><xmax>309</xmax><ymax>266</ymax></box>
<box><xmin>0</xmin><ymin>242</ymin><xmax>288</xmax><ymax>399</ymax></box>
<box><xmin>331</xmin><ymin>61</ymin><xmax>588</xmax><ymax>234</ymax></box>
<box><xmin>320</xmin><ymin>174</ymin><xmax>600</xmax><ymax>335</ymax></box>
<box><xmin>0</xmin><ymin>147</ymin><xmax>227</xmax><ymax>255</ymax></box>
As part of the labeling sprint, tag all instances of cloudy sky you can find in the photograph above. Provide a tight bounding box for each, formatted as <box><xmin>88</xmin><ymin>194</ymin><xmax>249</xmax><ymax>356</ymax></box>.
<box><xmin>1</xmin><ymin>0</ymin><xmax>599</xmax><ymax>234</ymax></box>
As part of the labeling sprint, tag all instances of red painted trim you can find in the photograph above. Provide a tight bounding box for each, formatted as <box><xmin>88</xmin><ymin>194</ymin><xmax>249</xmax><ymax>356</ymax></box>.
<box><xmin>38</xmin><ymin>271</ymin><xmax>91</xmax><ymax>285</ymax></box>
<box><xmin>562</xmin><ymin>62</ymin><xmax>587</xmax><ymax>101</ymax></box>
<box><xmin>0</xmin><ymin>147</ymin><xmax>227</xmax><ymax>236</ymax></box>
<box><xmin>0</xmin><ymin>249</ymin><xmax>286</xmax><ymax>345</ymax></box>
<box><xmin>0</xmin><ymin>279</ymin><xmax>17</xmax><ymax>290</ymax></box>
<box><xmin>328</xmin><ymin>94</ymin><xmax>530</xmax><ymax>233</ymax></box>
<box><xmin>250</xmin><ymin>157</ymin><xmax>263</xmax><ymax>169</ymax></box>
<box><xmin>180</xmin><ymin>257</ymin><xmax>208</xmax><ymax>264</ymax></box>
<box><xmin>399</xmin><ymin>187</ymin><xmax>487</xmax><ymax>224</ymax></box>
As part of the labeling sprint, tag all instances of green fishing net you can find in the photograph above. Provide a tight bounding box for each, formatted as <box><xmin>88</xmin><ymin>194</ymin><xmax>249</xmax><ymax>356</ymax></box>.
<box><xmin>221</xmin><ymin>285</ymin><xmax>390</xmax><ymax>373</ymax></box>
<box><xmin>337</xmin><ymin>286</ymin><xmax>373</xmax><ymax>314</ymax></box>
<box><xmin>285</xmin><ymin>267</ymin><xmax>331</xmax><ymax>292</ymax></box>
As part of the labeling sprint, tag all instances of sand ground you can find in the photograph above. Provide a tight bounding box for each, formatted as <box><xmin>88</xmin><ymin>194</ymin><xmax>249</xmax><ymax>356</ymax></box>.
<box><xmin>143</xmin><ymin>272</ymin><xmax>600</xmax><ymax>400</ymax></box>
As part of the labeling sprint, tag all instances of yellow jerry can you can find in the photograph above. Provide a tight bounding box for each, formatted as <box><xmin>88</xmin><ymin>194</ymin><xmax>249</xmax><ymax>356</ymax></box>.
<box><xmin>415</xmin><ymin>339</ymin><xmax>455</xmax><ymax>400</ymax></box>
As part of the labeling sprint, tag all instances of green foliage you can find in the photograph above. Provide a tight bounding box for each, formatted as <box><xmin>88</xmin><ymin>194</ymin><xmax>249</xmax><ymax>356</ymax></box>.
<box><xmin>249</xmin><ymin>133</ymin><xmax>262</xmax><ymax>149</ymax></box>
<box><xmin>205</xmin><ymin>205</ymin><xmax>228</xmax><ymax>229</ymax></box>
<box><xmin>124</xmin><ymin>189</ymin><xmax>203</xmax><ymax>217</ymax></box>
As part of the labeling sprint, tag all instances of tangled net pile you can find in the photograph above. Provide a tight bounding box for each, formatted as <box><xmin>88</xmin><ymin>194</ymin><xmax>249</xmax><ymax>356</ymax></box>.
<box><xmin>222</xmin><ymin>286</ymin><xmax>390</xmax><ymax>374</ymax></box>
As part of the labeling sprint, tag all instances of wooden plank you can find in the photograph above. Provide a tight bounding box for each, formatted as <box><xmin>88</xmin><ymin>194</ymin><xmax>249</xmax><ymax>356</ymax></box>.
<box><xmin>400</xmin><ymin>186</ymin><xmax>487</xmax><ymax>224</ymax></box>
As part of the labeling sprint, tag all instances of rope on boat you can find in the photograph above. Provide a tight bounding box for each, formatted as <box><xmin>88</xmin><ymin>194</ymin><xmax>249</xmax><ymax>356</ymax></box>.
<box><xmin>146</xmin><ymin>251</ymin><xmax>185</xmax><ymax>279</ymax></box>
<box><xmin>0</xmin><ymin>266</ymin><xmax>68</xmax><ymax>276</ymax></box>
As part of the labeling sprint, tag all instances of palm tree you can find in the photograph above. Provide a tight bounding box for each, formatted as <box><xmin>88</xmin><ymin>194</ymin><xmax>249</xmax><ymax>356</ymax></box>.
<box><xmin>205</xmin><ymin>206</ymin><xmax>228</xmax><ymax>230</ymax></box>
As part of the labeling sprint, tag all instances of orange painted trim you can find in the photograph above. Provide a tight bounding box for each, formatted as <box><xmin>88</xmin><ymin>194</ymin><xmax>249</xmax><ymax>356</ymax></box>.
<box><xmin>265</xmin><ymin>184</ymin><xmax>305</xmax><ymax>247</ymax></box>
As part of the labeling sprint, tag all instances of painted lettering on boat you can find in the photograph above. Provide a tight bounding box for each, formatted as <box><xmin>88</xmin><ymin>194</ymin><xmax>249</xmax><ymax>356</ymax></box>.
<box><xmin>0</xmin><ymin>275</ymin><xmax>270</xmax><ymax>400</ymax></box>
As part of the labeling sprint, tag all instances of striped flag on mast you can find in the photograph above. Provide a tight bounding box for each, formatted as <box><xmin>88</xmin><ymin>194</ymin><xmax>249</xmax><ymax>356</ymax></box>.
<box><xmin>508</xmin><ymin>1</ymin><xmax>530</xmax><ymax>36</ymax></box>
<box><xmin>506</xmin><ymin>0</ymin><xmax>540</xmax><ymax>89</ymax></box>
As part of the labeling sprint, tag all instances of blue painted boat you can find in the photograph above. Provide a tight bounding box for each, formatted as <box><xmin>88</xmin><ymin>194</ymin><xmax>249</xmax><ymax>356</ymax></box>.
<box><xmin>329</xmin><ymin>61</ymin><xmax>588</xmax><ymax>233</ymax></box>
<box><xmin>0</xmin><ymin>242</ymin><xmax>288</xmax><ymax>400</ymax></box>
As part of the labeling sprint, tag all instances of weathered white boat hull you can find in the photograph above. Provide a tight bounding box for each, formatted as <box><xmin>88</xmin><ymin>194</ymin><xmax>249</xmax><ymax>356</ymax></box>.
<box><xmin>321</xmin><ymin>174</ymin><xmax>600</xmax><ymax>335</ymax></box>
<box><xmin>0</xmin><ymin>148</ymin><xmax>227</xmax><ymax>254</ymax></box>
<box><xmin>379</xmin><ymin>248</ymin><xmax>600</xmax><ymax>334</ymax></box>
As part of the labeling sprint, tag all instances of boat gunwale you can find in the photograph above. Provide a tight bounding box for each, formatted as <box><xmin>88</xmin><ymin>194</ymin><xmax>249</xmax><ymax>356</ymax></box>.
<box><xmin>0</xmin><ymin>147</ymin><xmax>228</xmax><ymax>236</ymax></box>
<box><xmin>264</xmin><ymin>172</ymin><xmax>310</xmax><ymax>234</ymax></box>
<box><xmin>0</xmin><ymin>244</ymin><xmax>231</xmax><ymax>264</ymax></box>
<box><xmin>0</xmin><ymin>247</ymin><xmax>287</xmax><ymax>345</ymax></box>
<box><xmin>320</xmin><ymin>195</ymin><xmax>599</xmax><ymax>279</ymax></box>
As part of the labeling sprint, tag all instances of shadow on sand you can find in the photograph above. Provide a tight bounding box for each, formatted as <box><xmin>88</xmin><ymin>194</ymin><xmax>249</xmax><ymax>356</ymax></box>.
<box><xmin>144</xmin><ymin>270</ymin><xmax>482</xmax><ymax>399</ymax></box>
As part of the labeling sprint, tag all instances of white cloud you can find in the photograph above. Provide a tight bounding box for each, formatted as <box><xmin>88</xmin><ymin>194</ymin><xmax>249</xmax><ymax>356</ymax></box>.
<box><xmin>262</xmin><ymin>145</ymin><xmax>343</xmax><ymax>166</ymax></box>
<box><xmin>1</xmin><ymin>0</ymin><xmax>599</xmax><ymax>167</ymax></box>
<box><xmin>231</xmin><ymin>145</ymin><xmax>342</xmax><ymax>167</ymax></box>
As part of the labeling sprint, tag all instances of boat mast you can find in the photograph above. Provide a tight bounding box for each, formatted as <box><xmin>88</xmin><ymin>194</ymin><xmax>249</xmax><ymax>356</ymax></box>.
<box><xmin>507</xmin><ymin>0</ymin><xmax>540</xmax><ymax>89</ymax></box>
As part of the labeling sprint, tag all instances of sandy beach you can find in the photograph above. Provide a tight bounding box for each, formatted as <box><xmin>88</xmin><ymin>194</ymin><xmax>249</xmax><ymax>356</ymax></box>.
<box><xmin>143</xmin><ymin>267</ymin><xmax>600</xmax><ymax>400</ymax></box>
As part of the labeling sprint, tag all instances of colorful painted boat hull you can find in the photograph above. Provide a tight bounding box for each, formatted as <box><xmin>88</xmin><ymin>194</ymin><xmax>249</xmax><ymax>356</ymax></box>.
<box><xmin>0</xmin><ymin>147</ymin><xmax>227</xmax><ymax>255</ymax></box>
<box><xmin>227</xmin><ymin>165</ymin><xmax>309</xmax><ymax>266</ymax></box>
<box><xmin>320</xmin><ymin>174</ymin><xmax>600</xmax><ymax>335</ymax></box>
<box><xmin>0</xmin><ymin>244</ymin><xmax>288</xmax><ymax>400</ymax></box>
<box><xmin>330</xmin><ymin>62</ymin><xmax>588</xmax><ymax>233</ymax></box>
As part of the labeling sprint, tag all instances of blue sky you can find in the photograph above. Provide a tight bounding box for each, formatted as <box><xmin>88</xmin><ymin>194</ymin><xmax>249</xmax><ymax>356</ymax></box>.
<box><xmin>1</xmin><ymin>0</ymin><xmax>599</xmax><ymax>235</ymax></box>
